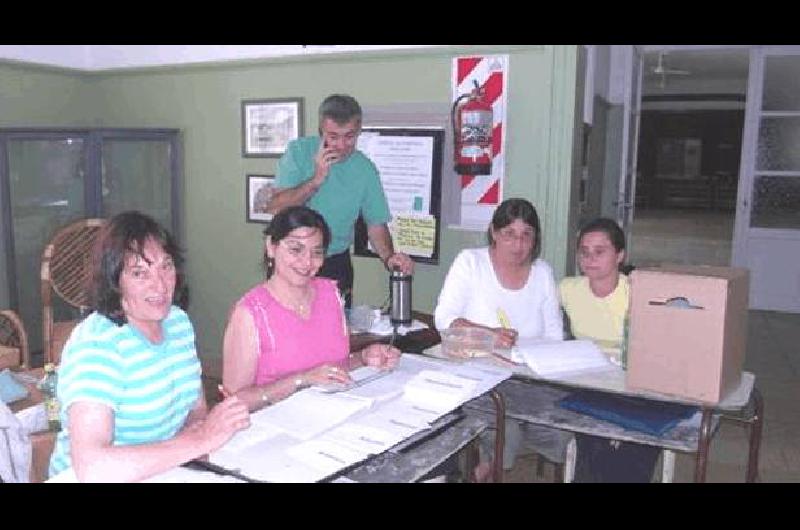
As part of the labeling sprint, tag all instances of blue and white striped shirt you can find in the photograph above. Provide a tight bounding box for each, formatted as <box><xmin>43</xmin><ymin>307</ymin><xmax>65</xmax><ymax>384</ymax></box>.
<box><xmin>49</xmin><ymin>306</ymin><xmax>201</xmax><ymax>477</ymax></box>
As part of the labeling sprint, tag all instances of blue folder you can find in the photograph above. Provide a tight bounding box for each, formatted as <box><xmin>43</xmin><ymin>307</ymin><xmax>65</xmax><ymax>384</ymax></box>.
<box><xmin>557</xmin><ymin>390</ymin><xmax>699</xmax><ymax>437</ymax></box>
<box><xmin>0</xmin><ymin>369</ymin><xmax>30</xmax><ymax>404</ymax></box>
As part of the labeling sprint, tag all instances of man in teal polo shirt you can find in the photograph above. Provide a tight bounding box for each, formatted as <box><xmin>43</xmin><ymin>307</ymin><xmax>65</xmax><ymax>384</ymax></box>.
<box><xmin>267</xmin><ymin>94</ymin><xmax>414</xmax><ymax>308</ymax></box>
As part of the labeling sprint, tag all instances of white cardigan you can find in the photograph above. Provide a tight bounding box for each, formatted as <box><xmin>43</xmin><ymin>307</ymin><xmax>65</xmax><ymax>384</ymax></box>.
<box><xmin>434</xmin><ymin>247</ymin><xmax>563</xmax><ymax>341</ymax></box>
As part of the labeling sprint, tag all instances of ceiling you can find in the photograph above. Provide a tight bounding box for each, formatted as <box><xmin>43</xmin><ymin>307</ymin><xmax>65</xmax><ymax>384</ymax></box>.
<box><xmin>641</xmin><ymin>48</ymin><xmax>750</xmax><ymax>94</ymax></box>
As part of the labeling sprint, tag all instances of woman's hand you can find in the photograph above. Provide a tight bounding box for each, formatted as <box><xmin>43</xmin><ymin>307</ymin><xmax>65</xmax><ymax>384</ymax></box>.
<box><xmin>361</xmin><ymin>343</ymin><xmax>401</xmax><ymax>370</ymax></box>
<box><xmin>194</xmin><ymin>396</ymin><xmax>251</xmax><ymax>453</ymax></box>
<box><xmin>491</xmin><ymin>327</ymin><xmax>518</xmax><ymax>349</ymax></box>
<box><xmin>303</xmin><ymin>363</ymin><xmax>353</xmax><ymax>386</ymax></box>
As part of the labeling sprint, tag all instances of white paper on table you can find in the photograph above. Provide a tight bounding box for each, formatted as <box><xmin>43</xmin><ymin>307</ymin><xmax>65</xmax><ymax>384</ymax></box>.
<box><xmin>335</xmin><ymin>369</ymin><xmax>407</xmax><ymax>404</ymax></box>
<box><xmin>402</xmin><ymin>370</ymin><xmax>478</xmax><ymax>414</ymax></box>
<box><xmin>360</xmin><ymin>397</ymin><xmax>437</xmax><ymax>431</ymax></box>
<box><xmin>142</xmin><ymin>466</ymin><xmax>245</xmax><ymax>483</ymax></box>
<box><xmin>343</xmin><ymin>405</ymin><xmax>428</xmax><ymax>443</ymax></box>
<box><xmin>368</xmin><ymin>314</ymin><xmax>428</xmax><ymax>336</ymax></box>
<box><xmin>47</xmin><ymin>465</ymin><xmax>246</xmax><ymax>484</ymax></box>
<box><xmin>249</xmin><ymin>389</ymin><xmax>374</xmax><ymax>440</ymax></box>
<box><xmin>514</xmin><ymin>338</ymin><xmax>613</xmax><ymax>377</ymax></box>
<box><xmin>286</xmin><ymin>438</ymin><xmax>368</xmax><ymax>476</ymax></box>
<box><xmin>446</xmin><ymin>362</ymin><xmax>513</xmax><ymax>400</ymax></box>
<box><xmin>211</xmin><ymin>433</ymin><xmax>325</xmax><ymax>483</ymax></box>
<box><xmin>217</xmin><ymin>419</ymin><xmax>285</xmax><ymax>454</ymax></box>
<box><xmin>319</xmin><ymin>422</ymin><xmax>402</xmax><ymax>455</ymax></box>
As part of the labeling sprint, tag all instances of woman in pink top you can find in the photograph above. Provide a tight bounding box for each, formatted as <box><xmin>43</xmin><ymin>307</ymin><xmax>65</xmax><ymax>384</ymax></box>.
<box><xmin>222</xmin><ymin>206</ymin><xmax>400</xmax><ymax>411</ymax></box>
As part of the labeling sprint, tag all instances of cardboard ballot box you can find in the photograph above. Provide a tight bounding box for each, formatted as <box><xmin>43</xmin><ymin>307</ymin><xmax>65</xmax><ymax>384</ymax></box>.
<box><xmin>627</xmin><ymin>265</ymin><xmax>749</xmax><ymax>404</ymax></box>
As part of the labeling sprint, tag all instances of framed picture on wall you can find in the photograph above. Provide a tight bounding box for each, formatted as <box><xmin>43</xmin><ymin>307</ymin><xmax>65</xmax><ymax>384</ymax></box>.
<box><xmin>241</xmin><ymin>98</ymin><xmax>304</xmax><ymax>157</ymax></box>
<box><xmin>246</xmin><ymin>174</ymin><xmax>276</xmax><ymax>223</ymax></box>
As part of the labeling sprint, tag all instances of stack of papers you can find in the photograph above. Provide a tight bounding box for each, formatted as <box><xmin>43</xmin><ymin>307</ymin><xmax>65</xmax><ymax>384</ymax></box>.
<box><xmin>205</xmin><ymin>354</ymin><xmax>509</xmax><ymax>483</ymax></box>
<box><xmin>514</xmin><ymin>338</ymin><xmax>614</xmax><ymax>378</ymax></box>
<box><xmin>403</xmin><ymin>370</ymin><xmax>478</xmax><ymax>414</ymax></box>
<box><xmin>248</xmin><ymin>389</ymin><xmax>374</xmax><ymax>440</ymax></box>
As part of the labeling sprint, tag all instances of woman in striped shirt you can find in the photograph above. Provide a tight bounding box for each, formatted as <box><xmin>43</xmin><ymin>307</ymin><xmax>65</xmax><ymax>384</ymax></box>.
<box><xmin>49</xmin><ymin>211</ymin><xmax>250</xmax><ymax>482</ymax></box>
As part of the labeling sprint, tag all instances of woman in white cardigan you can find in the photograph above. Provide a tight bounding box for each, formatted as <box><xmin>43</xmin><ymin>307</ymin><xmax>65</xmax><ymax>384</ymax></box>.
<box><xmin>435</xmin><ymin>198</ymin><xmax>570</xmax><ymax>481</ymax></box>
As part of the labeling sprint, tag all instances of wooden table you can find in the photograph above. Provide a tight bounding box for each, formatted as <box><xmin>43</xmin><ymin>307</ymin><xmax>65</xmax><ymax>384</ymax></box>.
<box><xmin>349</xmin><ymin>310</ymin><xmax>441</xmax><ymax>354</ymax></box>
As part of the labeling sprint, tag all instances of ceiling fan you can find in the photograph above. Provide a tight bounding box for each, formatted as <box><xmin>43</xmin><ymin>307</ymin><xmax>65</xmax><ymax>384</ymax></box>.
<box><xmin>649</xmin><ymin>51</ymin><xmax>691</xmax><ymax>87</ymax></box>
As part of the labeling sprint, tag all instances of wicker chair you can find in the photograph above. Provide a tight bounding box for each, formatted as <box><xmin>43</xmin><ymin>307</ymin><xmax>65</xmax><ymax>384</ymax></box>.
<box><xmin>40</xmin><ymin>218</ymin><xmax>105</xmax><ymax>365</ymax></box>
<box><xmin>0</xmin><ymin>309</ymin><xmax>30</xmax><ymax>370</ymax></box>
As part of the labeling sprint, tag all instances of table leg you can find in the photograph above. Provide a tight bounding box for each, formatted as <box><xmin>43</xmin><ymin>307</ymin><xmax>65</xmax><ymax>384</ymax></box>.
<box><xmin>490</xmin><ymin>389</ymin><xmax>506</xmax><ymax>483</ymax></box>
<box><xmin>746</xmin><ymin>387</ymin><xmax>764</xmax><ymax>483</ymax></box>
<box><xmin>461</xmin><ymin>436</ymin><xmax>481</xmax><ymax>483</ymax></box>
<box><xmin>694</xmin><ymin>407</ymin><xmax>714</xmax><ymax>483</ymax></box>
<box><xmin>661</xmin><ymin>450</ymin><xmax>676</xmax><ymax>483</ymax></box>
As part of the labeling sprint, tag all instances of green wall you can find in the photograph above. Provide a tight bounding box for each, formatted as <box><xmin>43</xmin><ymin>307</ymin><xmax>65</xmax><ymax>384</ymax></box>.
<box><xmin>0</xmin><ymin>46</ymin><xmax>582</xmax><ymax>365</ymax></box>
<box><xmin>0</xmin><ymin>62</ymin><xmax>95</xmax><ymax>126</ymax></box>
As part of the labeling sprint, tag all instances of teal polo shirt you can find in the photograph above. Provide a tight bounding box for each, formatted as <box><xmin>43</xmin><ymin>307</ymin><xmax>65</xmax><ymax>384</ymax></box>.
<box><xmin>276</xmin><ymin>136</ymin><xmax>391</xmax><ymax>256</ymax></box>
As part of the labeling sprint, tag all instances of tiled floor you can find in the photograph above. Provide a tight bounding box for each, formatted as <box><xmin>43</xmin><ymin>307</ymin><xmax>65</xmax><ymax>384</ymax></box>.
<box><xmin>502</xmin><ymin>310</ymin><xmax>800</xmax><ymax>483</ymax></box>
<box><xmin>629</xmin><ymin>207</ymin><xmax>735</xmax><ymax>267</ymax></box>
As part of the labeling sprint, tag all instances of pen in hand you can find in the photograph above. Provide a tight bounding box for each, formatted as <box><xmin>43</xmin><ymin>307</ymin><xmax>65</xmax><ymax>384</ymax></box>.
<box><xmin>497</xmin><ymin>308</ymin><xmax>511</xmax><ymax>329</ymax></box>
<box><xmin>218</xmin><ymin>384</ymin><xmax>233</xmax><ymax>400</ymax></box>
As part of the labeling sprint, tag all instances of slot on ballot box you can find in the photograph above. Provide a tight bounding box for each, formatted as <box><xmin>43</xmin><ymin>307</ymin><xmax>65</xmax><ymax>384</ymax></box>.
<box><xmin>627</xmin><ymin>265</ymin><xmax>749</xmax><ymax>404</ymax></box>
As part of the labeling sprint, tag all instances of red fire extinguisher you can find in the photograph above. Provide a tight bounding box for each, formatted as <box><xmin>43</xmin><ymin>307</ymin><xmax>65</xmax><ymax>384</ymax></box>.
<box><xmin>452</xmin><ymin>80</ymin><xmax>493</xmax><ymax>176</ymax></box>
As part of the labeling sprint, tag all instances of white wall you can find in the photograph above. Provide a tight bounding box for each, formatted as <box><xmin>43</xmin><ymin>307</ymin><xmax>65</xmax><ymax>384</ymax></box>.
<box><xmin>0</xmin><ymin>45</ymin><xmax>446</xmax><ymax>71</ymax></box>
<box><xmin>0</xmin><ymin>45</ymin><xmax>92</xmax><ymax>69</ymax></box>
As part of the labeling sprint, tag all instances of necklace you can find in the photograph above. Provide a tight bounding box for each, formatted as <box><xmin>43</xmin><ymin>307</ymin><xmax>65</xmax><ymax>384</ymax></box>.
<box><xmin>266</xmin><ymin>281</ymin><xmax>313</xmax><ymax>316</ymax></box>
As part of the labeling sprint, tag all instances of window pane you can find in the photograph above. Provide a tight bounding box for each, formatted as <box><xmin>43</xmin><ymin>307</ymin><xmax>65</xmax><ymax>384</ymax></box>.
<box><xmin>756</xmin><ymin>117</ymin><xmax>800</xmax><ymax>171</ymax></box>
<box><xmin>762</xmin><ymin>55</ymin><xmax>800</xmax><ymax>111</ymax></box>
<box><xmin>102</xmin><ymin>140</ymin><xmax>172</xmax><ymax>230</ymax></box>
<box><xmin>8</xmin><ymin>138</ymin><xmax>86</xmax><ymax>353</ymax></box>
<box><xmin>750</xmin><ymin>175</ymin><xmax>800</xmax><ymax>229</ymax></box>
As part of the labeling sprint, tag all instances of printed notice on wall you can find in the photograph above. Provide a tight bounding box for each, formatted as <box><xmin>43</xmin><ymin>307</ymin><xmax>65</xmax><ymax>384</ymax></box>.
<box><xmin>390</xmin><ymin>214</ymin><xmax>436</xmax><ymax>258</ymax></box>
<box><xmin>355</xmin><ymin>128</ymin><xmax>443</xmax><ymax>264</ymax></box>
<box><xmin>358</xmin><ymin>133</ymin><xmax>434</xmax><ymax>215</ymax></box>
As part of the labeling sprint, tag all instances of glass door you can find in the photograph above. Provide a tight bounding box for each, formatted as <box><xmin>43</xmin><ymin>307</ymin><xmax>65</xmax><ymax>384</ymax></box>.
<box><xmin>616</xmin><ymin>46</ymin><xmax>644</xmax><ymax>245</ymax></box>
<box><xmin>732</xmin><ymin>47</ymin><xmax>800</xmax><ymax>312</ymax></box>
<box><xmin>4</xmin><ymin>135</ymin><xmax>87</xmax><ymax>354</ymax></box>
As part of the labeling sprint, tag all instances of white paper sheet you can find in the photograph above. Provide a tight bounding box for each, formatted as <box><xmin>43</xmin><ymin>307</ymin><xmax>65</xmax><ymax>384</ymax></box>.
<box><xmin>211</xmin><ymin>432</ymin><xmax>327</xmax><ymax>483</ymax></box>
<box><xmin>403</xmin><ymin>370</ymin><xmax>478</xmax><ymax>414</ymax></box>
<box><xmin>319</xmin><ymin>422</ymin><xmax>402</xmax><ymax>455</ymax></box>
<box><xmin>367</xmin><ymin>315</ymin><xmax>428</xmax><ymax>336</ymax></box>
<box><xmin>286</xmin><ymin>438</ymin><xmax>368</xmax><ymax>476</ymax></box>
<box><xmin>141</xmin><ymin>466</ymin><xmax>246</xmax><ymax>483</ymax></box>
<box><xmin>514</xmin><ymin>338</ymin><xmax>613</xmax><ymax>377</ymax></box>
<box><xmin>249</xmin><ymin>389</ymin><xmax>374</xmax><ymax>440</ymax></box>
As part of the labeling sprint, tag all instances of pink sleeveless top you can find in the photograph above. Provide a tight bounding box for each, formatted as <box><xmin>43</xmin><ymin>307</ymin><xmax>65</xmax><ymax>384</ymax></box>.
<box><xmin>240</xmin><ymin>277</ymin><xmax>349</xmax><ymax>385</ymax></box>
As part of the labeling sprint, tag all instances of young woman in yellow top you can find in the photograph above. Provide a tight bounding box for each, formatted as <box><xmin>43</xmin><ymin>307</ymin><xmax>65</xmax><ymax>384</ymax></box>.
<box><xmin>559</xmin><ymin>218</ymin><xmax>629</xmax><ymax>364</ymax></box>
<box><xmin>559</xmin><ymin>218</ymin><xmax>659</xmax><ymax>482</ymax></box>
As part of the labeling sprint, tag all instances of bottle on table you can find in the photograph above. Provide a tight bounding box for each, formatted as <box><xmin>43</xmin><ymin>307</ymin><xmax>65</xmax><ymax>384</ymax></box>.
<box><xmin>620</xmin><ymin>311</ymin><xmax>630</xmax><ymax>371</ymax></box>
<box><xmin>38</xmin><ymin>363</ymin><xmax>61</xmax><ymax>432</ymax></box>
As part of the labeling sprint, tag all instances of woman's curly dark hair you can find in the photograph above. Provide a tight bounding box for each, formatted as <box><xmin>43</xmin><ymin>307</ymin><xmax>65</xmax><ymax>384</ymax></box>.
<box><xmin>90</xmin><ymin>211</ymin><xmax>186</xmax><ymax>326</ymax></box>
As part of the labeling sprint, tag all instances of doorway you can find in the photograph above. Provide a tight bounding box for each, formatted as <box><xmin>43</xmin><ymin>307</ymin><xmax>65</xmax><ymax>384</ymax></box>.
<box><xmin>626</xmin><ymin>48</ymin><xmax>750</xmax><ymax>269</ymax></box>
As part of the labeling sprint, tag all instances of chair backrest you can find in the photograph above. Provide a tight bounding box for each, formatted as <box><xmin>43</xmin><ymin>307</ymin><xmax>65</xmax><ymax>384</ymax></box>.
<box><xmin>41</xmin><ymin>218</ymin><xmax>105</xmax><ymax>365</ymax></box>
<box><xmin>0</xmin><ymin>310</ymin><xmax>29</xmax><ymax>370</ymax></box>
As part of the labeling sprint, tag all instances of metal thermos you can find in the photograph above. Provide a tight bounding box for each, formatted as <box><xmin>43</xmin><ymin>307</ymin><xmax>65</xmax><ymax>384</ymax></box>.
<box><xmin>390</xmin><ymin>268</ymin><xmax>412</xmax><ymax>326</ymax></box>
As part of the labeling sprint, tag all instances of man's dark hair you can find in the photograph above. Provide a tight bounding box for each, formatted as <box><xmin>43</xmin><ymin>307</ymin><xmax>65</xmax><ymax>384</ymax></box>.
<box><xmin>318</xmin><ymin>94</ymin><xmax>362</xmax><ymax>127</ymax></box>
